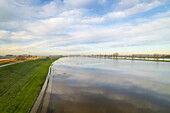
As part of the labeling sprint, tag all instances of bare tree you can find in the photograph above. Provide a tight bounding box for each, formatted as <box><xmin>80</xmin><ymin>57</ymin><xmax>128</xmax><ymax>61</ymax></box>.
<box><xmin>132</xmin><ymin>54</ymin><xmax>135</xmax><ymax>60</ymax></box>
<box><xmin>115</xmin><ymin>53</ymin><xmax>119</xmax><ymax>59</ymax></box>
<box><xmin>113</xmin><ymin>54</ymin><xmax>115</xmax><ymax>59</ymax></box>
<box><xmin>144</xmin><ymin>56</ymin><xmax>146</xmax><ymax>60</ymax></box>
<box><xmin>161</xmin><ymin>54</ymin><xmax>165</xmax><ymax>61</ymax></box>
<box><xmin>15</xmin><ymin>55</ymin><xmax>26</xmax><ymax>60</ymax></box>
<box><xmin>143</xmin><ymin>54</ymin><xmax>146</xmax><ymax>60</ymax></box>
<box><xmin>153</xmin><ymin>54</ymin><xmax>159</xmax><ymax>61</ymax></box>
<box><xmin>147</xmin><ymin>54</ymin><xmax>150</xmax><ymax>60</ymax></box>
<box><xmin>113</xmin><ymin>53</ymin><xmax>119</xmax><ymax>59</ymax></box>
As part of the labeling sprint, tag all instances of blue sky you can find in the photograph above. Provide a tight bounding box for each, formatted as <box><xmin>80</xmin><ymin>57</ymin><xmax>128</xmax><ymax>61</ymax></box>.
<box><xmin>0</xmin><ymin>0</ymin><xmax>170</xmax><ymax>55</ymax></box>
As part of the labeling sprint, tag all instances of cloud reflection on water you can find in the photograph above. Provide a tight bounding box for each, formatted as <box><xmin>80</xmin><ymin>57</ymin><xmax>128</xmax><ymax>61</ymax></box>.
<box><xmin>41</xmin><ymin>57</ymin><xmax>170</xmax><ymax>113</ymax></box>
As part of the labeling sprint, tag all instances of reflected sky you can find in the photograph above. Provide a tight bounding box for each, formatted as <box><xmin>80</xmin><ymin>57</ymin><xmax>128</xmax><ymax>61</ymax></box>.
<box><xmin>40</xmin><ymin>57</ymin><xmax>170</xmax><ymax>113</ymax></box>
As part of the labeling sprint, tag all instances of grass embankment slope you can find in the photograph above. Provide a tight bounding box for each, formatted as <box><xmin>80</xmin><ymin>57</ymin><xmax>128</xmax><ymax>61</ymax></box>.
<box><xmin>0</xmin><ymin>57</ymin><xmax>60</xmax><ymax>113</ymax></box>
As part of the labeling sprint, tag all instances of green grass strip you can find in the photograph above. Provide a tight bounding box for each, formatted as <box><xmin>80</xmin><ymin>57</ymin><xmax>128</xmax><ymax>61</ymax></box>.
<box><xmin>0</xmin><ymin>57</ymin><xmax>60</xmax><ymax>113</ymax></box>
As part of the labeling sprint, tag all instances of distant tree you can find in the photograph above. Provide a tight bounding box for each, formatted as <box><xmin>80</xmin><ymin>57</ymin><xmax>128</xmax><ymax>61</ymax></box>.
<box><xmin>100</xmin><ymin>54</ymin><xmax>102</xmax><ymax>58</ymax></box>
<box><xmin>115</xmin><ymin>53</ymin><xmax>119</xmax><ymax>59</ymax></box>
<box><xmin>153</xmin><ymin>54</ymin><xmax>159</xmax><ymax>61</ymax></box>
<box><xmin>15</xmin><ymin>55</ymin><xmax>26</xmax><ymax>60</ymax></box>
<box><xmin>132</xmin><ymin>54</ymin><xmax>135</xmax><ymax>60</ymax></box>
<box><xmin>161</xmin><ymin>54</ymin><xmax>165</xmax><ymax>61</ymax></box>
<box><xmin>113</xmin><ymin>53</ymin><xmax>119</xmax><ymax>59</ymax></box>
<box><xmin>112</xmin><ymin>54</ymin><xmax>115</xmax><ymax>58</ymax></box>
<box><xmin>46</xmin><ymin>57</ymin><xmax>50</xmax><ymax>59</ymax></box>
<box><xmin>143</xmin><ymin>54</ymin><xmax>146</xmax><ymax>60</ymax></box>
<box><xmin>147</xmin><ymin>54</ymin><xmax>150</xmax><ymax>60</ymax></box>
<box><xmin>110</xmin><ymin>54</ymin><xmax>113</xmax><ymax>59</ymax></box>
<box><xmin>144</xmin><ymin>57</ymin><xmax>146</xmax><ymax>60</ymax></box>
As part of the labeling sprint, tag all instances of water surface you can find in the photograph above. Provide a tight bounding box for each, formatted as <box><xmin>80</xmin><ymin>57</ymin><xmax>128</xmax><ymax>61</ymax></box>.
<box><xmin>40</xmin><ymin>57</ymin><xmax>170</xmax><ymax>113</ymax></box>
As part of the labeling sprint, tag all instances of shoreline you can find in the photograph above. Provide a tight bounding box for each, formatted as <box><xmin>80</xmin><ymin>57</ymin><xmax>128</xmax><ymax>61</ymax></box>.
<box><xmin>30</xmin><ymin>66</ymin><xmax>52</xmax><ymax>113</ymax></box>
<box><xmin>87</xmin><ymin>57</ymin><xmax>170</xmax><ymax>62</ymax></box>
<box><xmin>30</xmin><ymin>57</ymin><xmax>61</xmax><ymax>113</ymax></box>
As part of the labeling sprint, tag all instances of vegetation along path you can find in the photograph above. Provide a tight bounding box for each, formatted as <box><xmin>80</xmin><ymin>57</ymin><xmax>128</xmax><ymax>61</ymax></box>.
<box><xmin>0</xmin><ymin>57</ymin><xmax>60</xmax><ymax>113</ymax></box>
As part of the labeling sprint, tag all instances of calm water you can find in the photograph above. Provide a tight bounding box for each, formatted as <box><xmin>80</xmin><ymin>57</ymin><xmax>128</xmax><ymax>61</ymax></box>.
<box><xmin>40</xmin><ymin>57</ymin><xmax>170</xmax><ymax>113</ymax></box>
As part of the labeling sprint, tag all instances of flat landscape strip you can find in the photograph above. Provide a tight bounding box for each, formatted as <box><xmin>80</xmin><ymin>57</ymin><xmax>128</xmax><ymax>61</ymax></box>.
<box><xmin>0</xmin><ymin>57</ymin><xmax>60</xmax><ymax>113</ymax></box>
<box><xmin>88</xmin><ymin>57</ymin><xmax>170</xmax><ymax>62</ymax></box>
<box><xmin>0</xmin><ymin>60</ymin><xmax>18</xmax><ymax>66</ymax></box>
<box><xmin>0</xmin><ymin>60</ymin><xmax>26</xmax><ymax>67</ymax></box>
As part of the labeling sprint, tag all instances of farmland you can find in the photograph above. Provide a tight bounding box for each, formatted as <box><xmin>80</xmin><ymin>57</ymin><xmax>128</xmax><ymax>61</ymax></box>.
<box><xmin>0</xmin><ymin>60</ymin><xmax>18</xmax><ymax>66</ymax></box>
<box><xmin>0</xmin><ymin>57</ymin><xmax>60</xmax><ymax>113</ymax></box>
<box><xmin>0</xmin><ymin>56</ymin><xmax>42</xmax><ymax>66</ymax></box>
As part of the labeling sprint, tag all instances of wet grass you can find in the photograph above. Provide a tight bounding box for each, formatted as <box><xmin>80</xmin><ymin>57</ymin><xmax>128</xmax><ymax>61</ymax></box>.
<box><xmin>0</xmin><ymin>57</ymin><xmax>60</xmax><ymax>113</ymax></box>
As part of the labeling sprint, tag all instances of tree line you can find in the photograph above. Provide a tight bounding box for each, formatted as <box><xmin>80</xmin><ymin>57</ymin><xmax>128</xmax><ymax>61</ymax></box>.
<box><xmin>87</xmin><ymin>53</ymin><xmax>168</xmax><ymax>61</ymax></box>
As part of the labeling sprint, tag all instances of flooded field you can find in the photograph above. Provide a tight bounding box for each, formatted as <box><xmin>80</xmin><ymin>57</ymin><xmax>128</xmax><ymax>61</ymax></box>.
<box><xmin>39</xmin><ymin>57</ymin><xmax>170</xmax><ymax>113</ymax></box>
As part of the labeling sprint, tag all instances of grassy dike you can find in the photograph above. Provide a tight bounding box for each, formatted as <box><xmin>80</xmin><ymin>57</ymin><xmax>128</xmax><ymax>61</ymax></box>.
<box><xmin>0</xmin><ymin>57</ymin><xmax>60</xmax><ymax>113</ymax></box>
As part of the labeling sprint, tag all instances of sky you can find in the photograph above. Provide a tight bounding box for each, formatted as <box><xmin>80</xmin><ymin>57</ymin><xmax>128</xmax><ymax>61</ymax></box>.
<box><xmin>0</xmin><ymin>0</ymin><xmax>170</xmax><ymax>55</ymax></box>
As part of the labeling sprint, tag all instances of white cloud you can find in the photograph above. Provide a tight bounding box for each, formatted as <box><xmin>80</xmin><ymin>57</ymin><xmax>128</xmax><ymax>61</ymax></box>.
<box><xmin>38</xmin><ymin>1</ymin><xmax>65</xmax><ymax>18</ymax></box>
<box><xmin>116</xmin><ymin>0</ymin><xmax>166</xmax><ymax>9</ymax></box>
<box><xmin>64</xmin><ymin>0</ymin><xmax>92</xmax><ymax>7</ymax></box>
<box><xmin>63</xmin><ymin>0</ymin><xmax>107</xmax><ymax>8</ymax></box>
<box><xmin>4</xmin><ymin>17</ymin><xmax>169</xmax><ymax>52</ymax></box>
<box><xmin>0</xmin><ymin>0</ymin><xmax>169</xmax><ymax>55</ymax></box>
<box><xmin>77</xmin><ymin>0</ymin><xmax>164</xmax><ymax>24</ymax></box>
<box><xmin>117</xmin><ymin>0</ymin><xmax>139</xmax><ymax>9</ymax></box>
<box><xmin>24</xmin><ymin>17</ymin><xmax>75</xmax><ymax>38</ymax></box>
<box><xmin>104</xmin><ymin>0</ymin><xmax>163</xmax><ymax>20</ymax></box>
<box><xmin>10</xmin><ymin>31</ymin><xmax>33</xmax><ymax>41</ymax></box>
<box><xmin>0</xmin><ymin>30</ymin><xmax>10</xmax><ymax>42</ymax></box>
